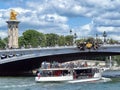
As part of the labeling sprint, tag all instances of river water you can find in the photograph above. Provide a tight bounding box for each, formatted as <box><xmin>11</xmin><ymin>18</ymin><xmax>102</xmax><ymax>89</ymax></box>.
<box><xmin>0</xmin><ymin>70</ymin><xmax>120</xmax><ymax>90</ymax></box>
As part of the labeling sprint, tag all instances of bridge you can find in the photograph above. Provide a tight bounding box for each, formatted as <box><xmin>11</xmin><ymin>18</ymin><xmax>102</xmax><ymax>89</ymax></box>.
<box><xmin>0</xmin><ymin>45</ymin><xmax>120</xmax><ymax>76</ymax></box>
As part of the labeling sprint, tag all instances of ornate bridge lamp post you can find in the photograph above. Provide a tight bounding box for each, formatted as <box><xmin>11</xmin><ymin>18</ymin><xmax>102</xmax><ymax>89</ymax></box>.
<box><xmin>70</xmin><ymin>29</ymin><xmax>72</xmax><ymax>35</ymax></box>
<box><xmin>74</xmin><ymin>33</ymin><xmax>77</xmax><ymax>45</ymax></box>
<box><xmin>96</xmin><ymin>34</ymin><xmax>98</xmax><ymax>43</ymax></box>
<box><xmin>69</xmin><ymin>29</ymin><xmax>73</xmax><ymax>45</ymax></box>
<box><xmin>6</xmin><ymin>9</ymin><xmax>20</xmax><ymax>49</ymax></box>
<box><xmin>103</xmin><ymin>31</ymin><xmax>107</xmax><ymax>44</ymax></box>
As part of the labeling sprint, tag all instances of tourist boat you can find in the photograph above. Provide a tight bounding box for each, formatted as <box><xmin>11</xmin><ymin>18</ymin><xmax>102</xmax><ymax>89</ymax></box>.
<box><xmin>35</xmin><ymin>66</ymin><xmax>102</xmax><ymax>83</ymax></box>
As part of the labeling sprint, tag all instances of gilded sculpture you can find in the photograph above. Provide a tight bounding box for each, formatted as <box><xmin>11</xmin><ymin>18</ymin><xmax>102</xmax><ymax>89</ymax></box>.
<box><xmin>10</xmin><ymin>9</ymin><xmax>18</xmax><ymax>20</ymax></box>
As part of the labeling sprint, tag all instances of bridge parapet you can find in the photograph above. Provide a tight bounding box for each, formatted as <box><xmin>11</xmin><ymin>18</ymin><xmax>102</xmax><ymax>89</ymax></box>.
<box><xmin>0</xmin><ymin>45</ymin><xmax>120</xmax><ymax>61</ymax></box>
<box><xmin>101</xmin><ymin>44</ymin><xmax>120</xmax><ymax>47</ymax></box>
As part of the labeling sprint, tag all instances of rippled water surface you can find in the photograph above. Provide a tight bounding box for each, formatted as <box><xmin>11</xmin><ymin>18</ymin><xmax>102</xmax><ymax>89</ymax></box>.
<box><xmin>0</xmin><ymin>70</ymin><xmax>120</xmax><ymax>90</ymax></box>
<box><xmin>0</xmin><ymin>76</ymin><xmax>120</xmax><ymax>90</ymax></box>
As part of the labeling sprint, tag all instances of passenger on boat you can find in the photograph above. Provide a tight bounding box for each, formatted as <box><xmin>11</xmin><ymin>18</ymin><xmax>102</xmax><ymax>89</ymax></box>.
<box><xmin>37</xmin><ymin>73</ymin><xmax>41</xmax><ymax>79</ymax></box>
<box><xmin>73</xmin><ymin>71</ymin><xmax>77</xmax><ymax>79</ymax></box>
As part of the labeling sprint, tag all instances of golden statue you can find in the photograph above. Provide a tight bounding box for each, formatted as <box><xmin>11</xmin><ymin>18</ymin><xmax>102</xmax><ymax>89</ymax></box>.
<box><xmin>10</xmin><ymin>9</ymin><xmax>18</xmax><ymax>20</ymax></box>
<box><xmin>86</xmin><ymin>42</ymin><xmax>92</xmax><ymax>49</ymax></box>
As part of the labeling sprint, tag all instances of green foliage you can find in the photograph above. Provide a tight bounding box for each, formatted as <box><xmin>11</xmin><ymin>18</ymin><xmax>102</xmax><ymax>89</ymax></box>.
<box><xmin>112</xmin><ymin>55</ymin><xmax>120</xmax><ymax>65</ymax></box>
<box><xmin>3</xmin><ymin>37</ymin><xmax>8</xmax><ymax>44</ymax></box>
<box><xmin>65</xmin><ymin>35</ymin><xmax>74</xmax><ymax>46</ymax></box>
<box><xmin>0</xmin><ymin>38</ymin><xmax>6</xmax><ymax>49</ymax></box>
<box><xmin>18</xmin><ymin>36</ymin><xmax>25</xmax><ymax>48</ymax></box>
<box><xmin>108</xmin><ymin>38</ymin><xmax>119</xmax><ymax>44</ymax></box>
<box><xmin>45</xmin><ymin>33</ymin><xmax>59</xmax><ymax>47</ymax></box>
<box><xmin>58</xmin><ymin>35</ymin><xmax>65</xmax><ymax>46</ymax></box>
<box><xmin>18</xmin><ymin>30</ymin><xmax>75</xmax><ymax>48</ymax></box>
<box><xmin>17</xmin><ymin>29</ymin><xmax>119</xmax><ymax>48</ymax></box>
<box><xmin>76</xmin><ymin>37</ymin><xmax>103</xmax><ymax>44</ymax></box>
<box><xmin>1</xmin><ymin>29</ymin><xmax>119</xmax><ymax>49</ymax></box>
<box><xmin>21</xmin><ymin>29</ymin><xmax>45</xmax><ymax>48</ymax></box>
<box><xmin>85</xmin><ymin>37</ymin><xmax>95</xmax><ymax>43</ymax></box>
<box><xmin>96</xmin><ymin>38</ymin><xmax>103</xmax><ymax>44</ymax></box>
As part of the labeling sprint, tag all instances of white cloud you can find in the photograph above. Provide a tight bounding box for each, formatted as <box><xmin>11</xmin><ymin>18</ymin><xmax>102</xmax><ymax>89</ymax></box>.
<box><xmin>19</xmin><ymin>0</ymin><xmax>120</xmax><ymax>41</ymax></box>
<box><xmin>0</xmin><ymin>31</ymin><xmax>7</xmax><ymax>38</ymax></box>
<box><xmin>97</xmin><ymin>27</ymin><xmax>114</xmax><ymax>32</ymax></box>
<box><xmin>42</xmin><ymin>14</ymin><xmax>68</xmax><ymax>23</ymax></box>
<box><xmin>73</xmin><ymin>24</ymin><xmax>93</xmax><ymax>39</ymax></box>
<box><xmin>81</xmin><ymin>24</ymin><xmax>91</xmax><ymax>32</ymax></box>
<box><xmin>96</xmin><ymin>26</ymin><xmax>120</xmax><ymax>33</ymax></box>
<box><xmin>0</xmin><ymin>9</ymin><xmax>9</xmax><ymax>27</ymax></box>
<box><xmin>0</xmin><ymin>0</ymin><xmax>120</xmax><ymax>40</ymax></box>
<box><xmin>26</xmin><ymin>0</ymin><xmax>87</xmax><ymax>16</ymax></box>
<box><xmin>100</xmin><ymin>12</ymin><xmax>120</xmax><ymax>20</ymax></box>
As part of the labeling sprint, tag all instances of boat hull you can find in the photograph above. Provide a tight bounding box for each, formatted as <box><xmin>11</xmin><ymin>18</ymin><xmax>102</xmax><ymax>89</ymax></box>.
<box><xmin>35</xmin><ymin>76</ymin><xmax>102</xmax><ymax>83</ymax></box>
<box><xmin>68</xmin><ymin>77</ymin><xmax>101</xmax><ymax>83</ymax></box>
<box><xmin>35</xmin><ymin>75</ymin><xmax>73</xmax><ymax>82</ymax></box>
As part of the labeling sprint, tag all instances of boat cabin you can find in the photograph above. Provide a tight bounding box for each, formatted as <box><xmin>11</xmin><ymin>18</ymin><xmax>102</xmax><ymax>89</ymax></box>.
<box><xmin>73</xmin><ymin>67</ymin><xmax>100</xmax><ymax>79</ymax></box>
<box><xmin>38</xmin><ymin>68</ymin><xmax>72</xmax><ymax>77</ymax></box>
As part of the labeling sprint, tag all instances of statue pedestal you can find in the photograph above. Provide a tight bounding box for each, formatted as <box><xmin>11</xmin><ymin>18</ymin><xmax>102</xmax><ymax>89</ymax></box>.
<box><xmin>6</xmin><ymin>20</ymin><xmax>20</xmax><ymax>49</ymax></box>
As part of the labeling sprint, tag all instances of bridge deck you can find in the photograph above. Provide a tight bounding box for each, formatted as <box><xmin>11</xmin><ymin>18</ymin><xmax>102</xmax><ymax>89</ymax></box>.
<box><xmin>0</xmin><ymin>45</ymin><xmax>120</xmax><ymax>64</ymax></box>
<box><xmin>0</xmin><ymin>45</ymin><xmax>120</xmax><ymax>75</ymax></box>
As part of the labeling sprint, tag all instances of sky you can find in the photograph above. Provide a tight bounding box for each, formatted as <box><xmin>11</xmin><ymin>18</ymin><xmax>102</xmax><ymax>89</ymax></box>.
<box><xmin>0</xmin><ymin>0</ymin><xmax>120</xmax><ymax>40</ymax></box>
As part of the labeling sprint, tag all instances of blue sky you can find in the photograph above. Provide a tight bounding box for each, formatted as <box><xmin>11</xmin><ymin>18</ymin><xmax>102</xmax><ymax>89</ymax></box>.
<box><xmin>0</xmin><ymin>0</ymin><xmax>120</xmax><ymax>40</ymax></box>
<box><xmin>67</xmin><ymin>17</ymin><xmax>91</xmax><ymax>28</ymax></box>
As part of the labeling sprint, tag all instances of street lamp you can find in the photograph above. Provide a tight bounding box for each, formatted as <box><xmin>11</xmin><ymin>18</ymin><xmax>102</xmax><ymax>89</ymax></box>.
<box><xmin>96</xmin><ymin>33</ymin><xmax>98</xmax><ymax>39</ymax></box>
<box><xmin>103</xmin><ymin>31</ymin><xmax>107</xmax><ymax>44</ymax></box>
<box><xmin>70</xmin><ymin>29</ymin><xmax>72</xmax><ymax>35</ymax></box>
<box><xmin>74</xmin><ymin>33</ymin><xmax>77</xmax><ymax>39</ymax></box>
<box><xmin>74</xmin><ymin>33</ymin><xmax>77</xmax><ymax>45</ymax></box>
<box><xmin>96</xmin><ymin>33</ymin><xmax>98</xmax><ymax>43</ymax></box>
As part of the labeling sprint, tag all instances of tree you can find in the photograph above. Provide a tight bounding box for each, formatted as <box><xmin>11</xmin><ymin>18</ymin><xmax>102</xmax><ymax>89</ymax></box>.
<box><xmin>108</xmin><ymin>38</ymin><xmax>118</xmax><ymax>44</ymax></box>
<box><xmin>85</xmin><ymin>37</ymin><xmax>95</xmax><ymax>43</ymax></box>
<box><xmin>45</xmin><ymin>33</ymin><xmax>59</xmax><ymax>47</ymax></box>
<box><xmin>3</xmin><ymin>37</ymin><xmax>8</xmax><ymax>48</ymax></box>
<box><xmin>58</xmin><ymin>35</ymin><xmax>65</xmax><ymax>46</ymax></box>
<box><xmin>37</xmin><ymin>32</ymin><xmax>46</xmax><ymax>47</ymax></box>
<box><xmin>96</xmin><ymin>38</ymin><xmax>103</xmax><ymax>44</ymax></box>
<box><xmin>65</xmin><ymin>35</ymin><xmax>74</xmax><ymax>46</ymax></box>
<box><xmin>22</xmin><ymin>29</ymin><xmax>45</xmax><ymax>48</ymax></box>
<box><xmin>18</xmin><ymin>36</ymin><xmax>25</xmax><ymax>48</ymax></box>
<box><xmin>3</xmin><ymin>37</ymin><xmax>8</xmax><ymax>44</ymax></box>
<box><xmin>0</xmin><ymin>38</ymin><xmax>6</xmax><ymax>49</ymax></box>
